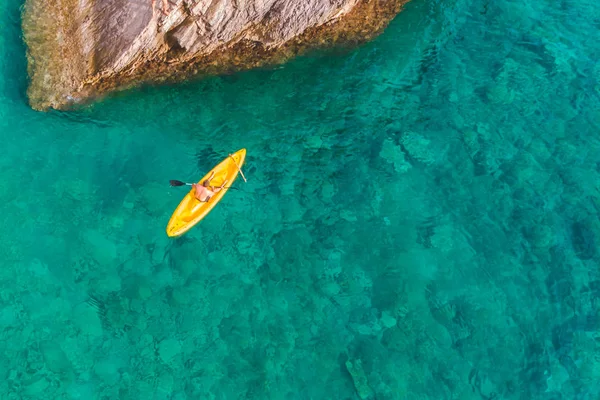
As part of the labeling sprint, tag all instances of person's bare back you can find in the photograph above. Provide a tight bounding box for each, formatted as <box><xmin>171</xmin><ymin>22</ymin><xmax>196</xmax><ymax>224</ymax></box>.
<box><xmin>193</xmin><ymin>184</ymin><xmax>214</xmax><ymax>202</ymax></box>
<box><xmin>192</xmin><ymin>171</ymin><xmax>228</xmax><ymax>202</ymax></box>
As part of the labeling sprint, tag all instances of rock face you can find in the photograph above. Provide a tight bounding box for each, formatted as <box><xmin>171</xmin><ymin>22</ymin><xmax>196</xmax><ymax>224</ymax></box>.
<box><xmin>22</xmin><ymin>0</ymin><xmax>409</xmax><ymax>111</ymax></box>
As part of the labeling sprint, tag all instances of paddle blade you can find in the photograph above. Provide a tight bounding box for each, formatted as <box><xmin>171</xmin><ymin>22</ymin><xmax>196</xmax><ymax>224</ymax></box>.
<box><xmin>169</xmin><ymin>180</ymin><xmax>187</xmax><ymax>187</ymax></box>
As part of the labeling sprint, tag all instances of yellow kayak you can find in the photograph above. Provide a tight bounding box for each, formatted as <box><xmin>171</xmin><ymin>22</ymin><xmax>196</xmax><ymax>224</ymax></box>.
<box><xmin>166</xmin><ymin>149</ymin><xmax>246</xmax><ymax>237</ymax></box>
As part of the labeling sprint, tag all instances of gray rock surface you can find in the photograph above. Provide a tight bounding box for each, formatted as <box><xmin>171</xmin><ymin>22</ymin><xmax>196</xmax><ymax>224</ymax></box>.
<box><xmin>22</xmin><ymin>0</ymin><xmax>409</xmax><ymax>111</ymax></box>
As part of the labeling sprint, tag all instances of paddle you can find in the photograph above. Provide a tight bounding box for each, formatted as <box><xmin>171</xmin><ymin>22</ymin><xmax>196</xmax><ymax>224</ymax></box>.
<box><xmin>169</xmin><ymin>180</ymin><xmax>193</xmax><ymax>187</ymax></box>
<box><xmin>169</xmin><ymin>180</ymin><xmax>240</xmax><ymax>190</ymax></box>
<box><xmin>171</xmin><ymin>154</ymin><xmax>247</xmax><ymax>189</ymax></box>
<box><xmin>229</xmin><ymin>153</ymin><xmax>247</xmax><ymax>183</ymax></box>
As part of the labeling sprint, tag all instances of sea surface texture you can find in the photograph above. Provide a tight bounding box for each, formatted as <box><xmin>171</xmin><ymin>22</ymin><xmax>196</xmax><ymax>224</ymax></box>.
<box><xmin>1</xmin><ymin>0</ymin><xmax>600</xmax><ymax>399</ymax></box>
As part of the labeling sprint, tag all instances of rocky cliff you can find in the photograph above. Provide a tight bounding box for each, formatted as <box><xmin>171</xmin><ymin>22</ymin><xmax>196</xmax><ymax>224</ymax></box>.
<box><xmin>22</xmin><ymin>0</ymin><xmax>409</xmax><ymax>111</ymax></box>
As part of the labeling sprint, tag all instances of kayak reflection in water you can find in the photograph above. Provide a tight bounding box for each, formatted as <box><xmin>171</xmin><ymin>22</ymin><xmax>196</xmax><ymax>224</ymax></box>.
<box><xmin>192</xmin><ymin>171</ymin><xmax>228</xmax><ymax>202</ymax></box>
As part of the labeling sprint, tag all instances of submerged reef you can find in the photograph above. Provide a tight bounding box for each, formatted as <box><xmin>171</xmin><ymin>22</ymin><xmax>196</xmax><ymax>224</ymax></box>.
<box><xmin>3</xmin><ymin>0</ymin><xmax>600</xmax><ymax>398</ymax></box>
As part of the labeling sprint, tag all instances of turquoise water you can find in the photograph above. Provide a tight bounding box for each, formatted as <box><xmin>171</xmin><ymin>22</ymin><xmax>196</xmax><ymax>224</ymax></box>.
<box><xmin>2</xmin><ymin>0</ymin><xmax>600</xmax><ymax>398</ymax></box>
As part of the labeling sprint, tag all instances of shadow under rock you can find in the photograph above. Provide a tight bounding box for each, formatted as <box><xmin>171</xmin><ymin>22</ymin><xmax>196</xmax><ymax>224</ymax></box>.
<box><xmin>570</xmin><ymin>220</ymin><xmax>598</xmax><ymax>261</ymax></box>
<box><xmin>1</xmin><ymin>0</ymin><xmax>29</xmax><ymax>105</ymax></box>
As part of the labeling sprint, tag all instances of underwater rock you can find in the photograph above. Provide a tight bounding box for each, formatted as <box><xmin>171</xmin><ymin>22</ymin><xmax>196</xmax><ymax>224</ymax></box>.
<box><xmin>545</xmin><ymin>358</ymin><xmax>570</xmax><ymax>393</ymax></box>
<box><xmin>23</xmin><ymin>376</ymin><xmax>50</xmax><ymax>397</ymax></box>
<box><xmin>83</xmin><ymin>229</ymin><xmax>117</xmax><ymax>265</ymax></box>
<box><xmin>22</xmin><ymin>0</ymin><xmax>410</xmax><ymax>111</ymax></box>
<box><xmin>380</xmin><ymin>310</ymin><xmax>397</xmax><ymax>328</ymax></box>
<box><xmin>400</xmin><ymin>131</ymin><xmax>436</xmax><ymax>165</ymax></box>
<box><xmin>158</xmin><ymin>338</ymin><xmax>182</xmax><ymax>364</ymax></box>
<box><xmin>345</xmin><ymin>358</ymin><xmax>374</xmax><ymax>400</ymax></box>
<box><xmin>379</xmin><ymin>138</ymin><xmax>412</xmax><ymax>173</ymax></box>
<box><xmin>40</xmin><ymin>341</ymin><xmax>72</xmax><ymax>375</ymax></box>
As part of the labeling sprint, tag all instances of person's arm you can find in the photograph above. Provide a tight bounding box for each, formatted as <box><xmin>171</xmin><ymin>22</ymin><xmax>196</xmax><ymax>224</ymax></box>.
<box><xmin>205</xmin><ymin>171</ymin><xmax>216</xmax><ymax>190</ymax></box>
<box><xmin>214</xmin><ymin>180</ymin><xmax>228</xmax><ymax>193</ymax></box>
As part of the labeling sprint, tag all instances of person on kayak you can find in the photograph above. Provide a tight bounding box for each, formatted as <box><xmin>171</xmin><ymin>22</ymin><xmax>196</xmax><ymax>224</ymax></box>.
<box><xmin>192</xmin><ymin>171</ymin><xmax>228</xmax><ymax>202</ymax></box>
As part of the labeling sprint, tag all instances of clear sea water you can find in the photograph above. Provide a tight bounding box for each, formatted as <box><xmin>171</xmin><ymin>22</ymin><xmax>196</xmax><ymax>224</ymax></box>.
<box><xmin>1</xmin><ymin>0</ymin><xmax>600</xmax><ymax>398</ymax></box>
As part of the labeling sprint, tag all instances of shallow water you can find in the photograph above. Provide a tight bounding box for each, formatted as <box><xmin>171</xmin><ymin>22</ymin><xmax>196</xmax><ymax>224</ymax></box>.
<box><xmin>1</xmin><ymin>0</ymin><xmax>600</xmax><ymax>398</ymax></box>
